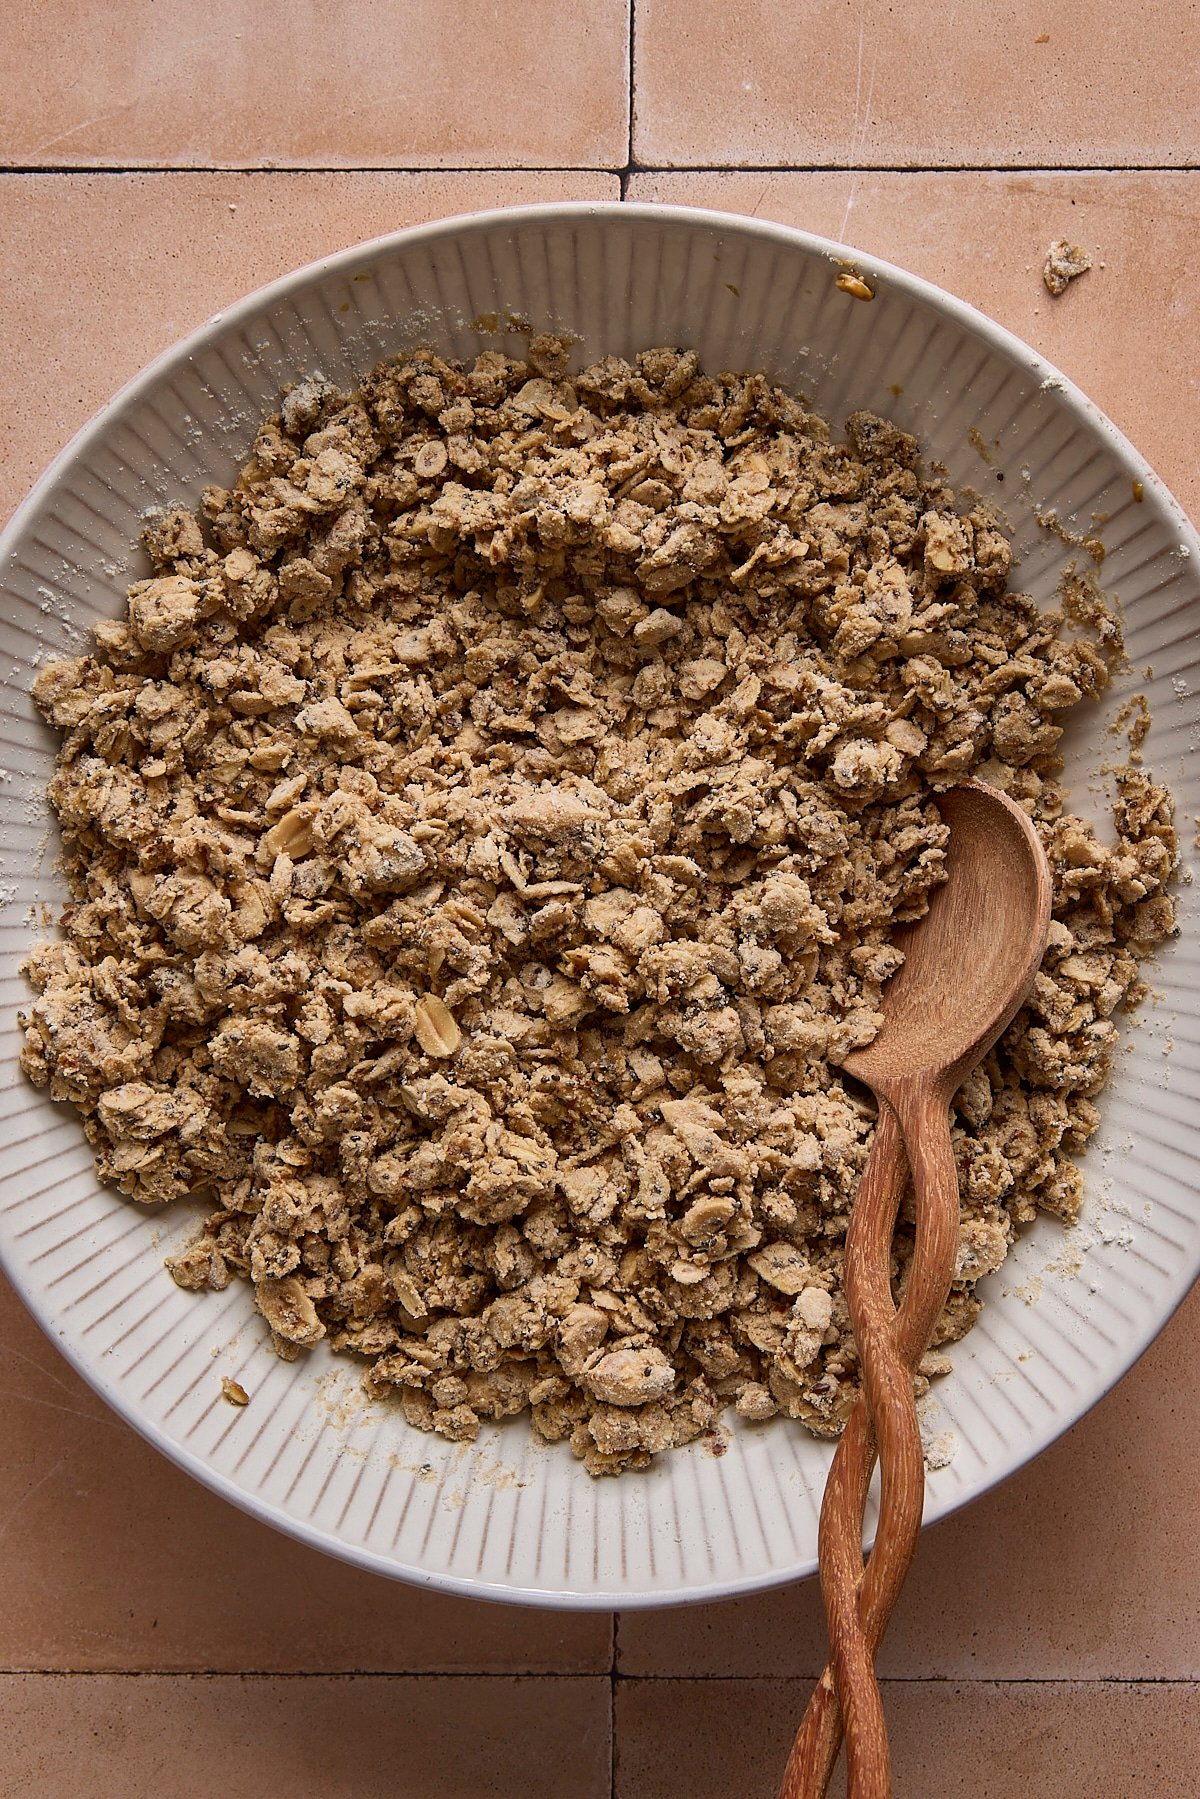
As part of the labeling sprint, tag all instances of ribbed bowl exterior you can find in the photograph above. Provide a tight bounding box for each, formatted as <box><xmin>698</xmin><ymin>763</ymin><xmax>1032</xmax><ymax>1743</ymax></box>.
<box><xmin>1</xmin><ymin>204</ymin><xmax>1196</xmax><ymax>1607</ymax></box>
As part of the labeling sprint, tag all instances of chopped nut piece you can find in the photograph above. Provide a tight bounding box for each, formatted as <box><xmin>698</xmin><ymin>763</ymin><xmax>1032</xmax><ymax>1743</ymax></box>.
<box><xmin>414</xmin><ymin>441</ymin><xmax>449</xmax><ymax>479</ymax></box>
<box><xmin>836</xmin><ymin>272</ymin><xmax>875</xmax><ymax>301</ymax></box>
<box><xmin>413</xmin><ymin>994</ymin><xmax>462</xmax><ymax>1057</ymax></box>
<box><xmin>262</xmin><ymin>806</ymin><xmax>317</xmax><ymax>860</ymax></box>
<box><xmin>221</xmin><ymin>1376</ymin><xmax>250</xmax><ymax>1407</ymax></box>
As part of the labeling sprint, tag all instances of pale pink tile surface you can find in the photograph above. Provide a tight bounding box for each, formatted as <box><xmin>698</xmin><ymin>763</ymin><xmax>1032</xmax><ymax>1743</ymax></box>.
<box><xmin>614</xmin><ymin>1678</ymin><xmax>1200</xmax><ymax>1797</ymax></box>
<box><xmin>0</xmin><ymin>1276</ymin><xmax>611</xmax><ymax>1672</ymax></box>
<box><xmin>633</xmin><ymin>0</ymin><xmax>1200</xmax><ymax>169</ymax></box>
<box><xmin>626</xmin><ymin>171</ymin><xmax>1200</xmax><ymax>521</ymax></box>
<box><xmin>619</xmin><ymin>1282</ymin><xmax>1200</xmax><ymax>1679</ymax></box>
<box><xmin>0</xmin><ymin>1673</ymin><xmax>612</xmax><ymax>1797</ymax></box>
<box><xmin>3</xmin><ymin>4</ymin><xmax>1200</xmax><ymax>1785</ymax></box>
<box><xmin>0</xmin><ymin>171</ymin><xmax>619</xmax><ymax>529</ymax></box>
<box><xmin>0</xmin><ymin>1</ymin><xmax>629</xmax><ymax>169</ymax></box>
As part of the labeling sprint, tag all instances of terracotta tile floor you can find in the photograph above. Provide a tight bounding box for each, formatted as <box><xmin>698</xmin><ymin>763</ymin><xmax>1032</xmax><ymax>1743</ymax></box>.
<box><xmin>2</xmin><ymin>7</ymin><xmax>1198</xmax><ymax>1794</ymax></box>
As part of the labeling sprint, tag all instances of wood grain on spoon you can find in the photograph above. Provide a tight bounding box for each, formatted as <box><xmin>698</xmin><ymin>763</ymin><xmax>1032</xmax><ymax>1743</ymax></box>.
<box><xmin>781</xmin><ymin>779</ymin><xmax>1053</xmax><ymax>1799</ymax></box>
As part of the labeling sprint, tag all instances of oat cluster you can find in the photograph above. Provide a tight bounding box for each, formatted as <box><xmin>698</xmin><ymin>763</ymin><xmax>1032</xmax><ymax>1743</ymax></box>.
<box><xmin>20</xmin><ymin>339</ymin><xmax>1176</xmax><ymax>1473</ymax></box>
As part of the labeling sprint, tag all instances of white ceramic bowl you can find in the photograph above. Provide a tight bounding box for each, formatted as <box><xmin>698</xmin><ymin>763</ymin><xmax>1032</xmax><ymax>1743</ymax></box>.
<box><xmin>1</xmin><ymin>203</ymin><xmax>1197</xmax><ymax>1608</ymax></box>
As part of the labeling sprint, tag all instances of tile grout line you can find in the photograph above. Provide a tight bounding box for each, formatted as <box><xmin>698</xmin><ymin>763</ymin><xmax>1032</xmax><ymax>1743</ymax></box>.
<box><xmin>0</xmin><ymin>162</ymin><xmax>621</xmax><ymax>179</ymax></box>
<box><xmin>611</xmin><ymin>1611</ymin><xmax>621</xmax><ymax>1798</ymax></box>
<box><xmin>633</xmin><ymin>161</ymin><xmax>1200</xmax><ymax>174</ymax></box>
<box><xmin>0</xmin><ymin>162</ymin><xmax>1198</xmax><ymax>178</ymax></box>
<box><xmin>0</xmin><ymin>1668</ymin><xmax>615</xmax><ymax>1679</ymax></box>
<box><xmin>0</xmin><ymin>1670</ymin><xmax>1197</xmax><ymax>1685</ymax></box>
<box><xmin>584</xmin><ymin>1672</ymin><xmax>1200</xmax><ymax>1688</ymax></box>
<box><xmin>619</xmin><ymin>0</ymin><xmax>636</xmax><ymax>198</ymax></box>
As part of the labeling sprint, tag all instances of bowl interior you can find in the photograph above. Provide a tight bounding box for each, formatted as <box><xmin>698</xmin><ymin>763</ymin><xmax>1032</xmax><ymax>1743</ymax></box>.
<box><xmin>1</xmin><ymin>203</ymin><xmax>1197</xmax><ymax>1607</ymax></box>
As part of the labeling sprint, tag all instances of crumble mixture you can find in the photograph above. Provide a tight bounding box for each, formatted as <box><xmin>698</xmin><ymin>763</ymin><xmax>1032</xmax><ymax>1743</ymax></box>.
<box><xmin>19</xmin><ymin>339</ymin><xmax>1177</xmax><ymax>1474</ymax></box>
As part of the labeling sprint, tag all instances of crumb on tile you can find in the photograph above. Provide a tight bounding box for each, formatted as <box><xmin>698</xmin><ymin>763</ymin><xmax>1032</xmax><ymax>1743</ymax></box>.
<box><xmin>1043</xmin><ymin>240</ymin><xmax>1093</xmax><ymax>296</ymax></box>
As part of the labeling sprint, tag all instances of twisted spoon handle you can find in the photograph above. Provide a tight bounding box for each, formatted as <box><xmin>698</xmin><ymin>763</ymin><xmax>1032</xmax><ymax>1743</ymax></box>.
<box><xmin>780</xmin><ymin>1091</ymin><xmax>962</xmax><ymax>1799</ymax></box>
<box><xmin>779</xmin><ymin>1104</ymin><xmax>908</xmax><ymax>1799</ymax></box>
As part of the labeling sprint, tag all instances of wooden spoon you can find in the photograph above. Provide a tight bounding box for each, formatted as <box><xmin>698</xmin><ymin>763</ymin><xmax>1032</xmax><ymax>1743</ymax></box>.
<box><xmin>780</xmin><ymin>779</ymin><xmax>1053</xmax><ymax>1799</ymax></box>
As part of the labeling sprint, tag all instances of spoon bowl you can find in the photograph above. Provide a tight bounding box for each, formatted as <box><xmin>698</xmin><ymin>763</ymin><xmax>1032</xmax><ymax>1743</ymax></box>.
<box><xmin>843</xmin><ymin>780</ymin><xmax>1054</xmax><ymax>1101</ymax></box>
